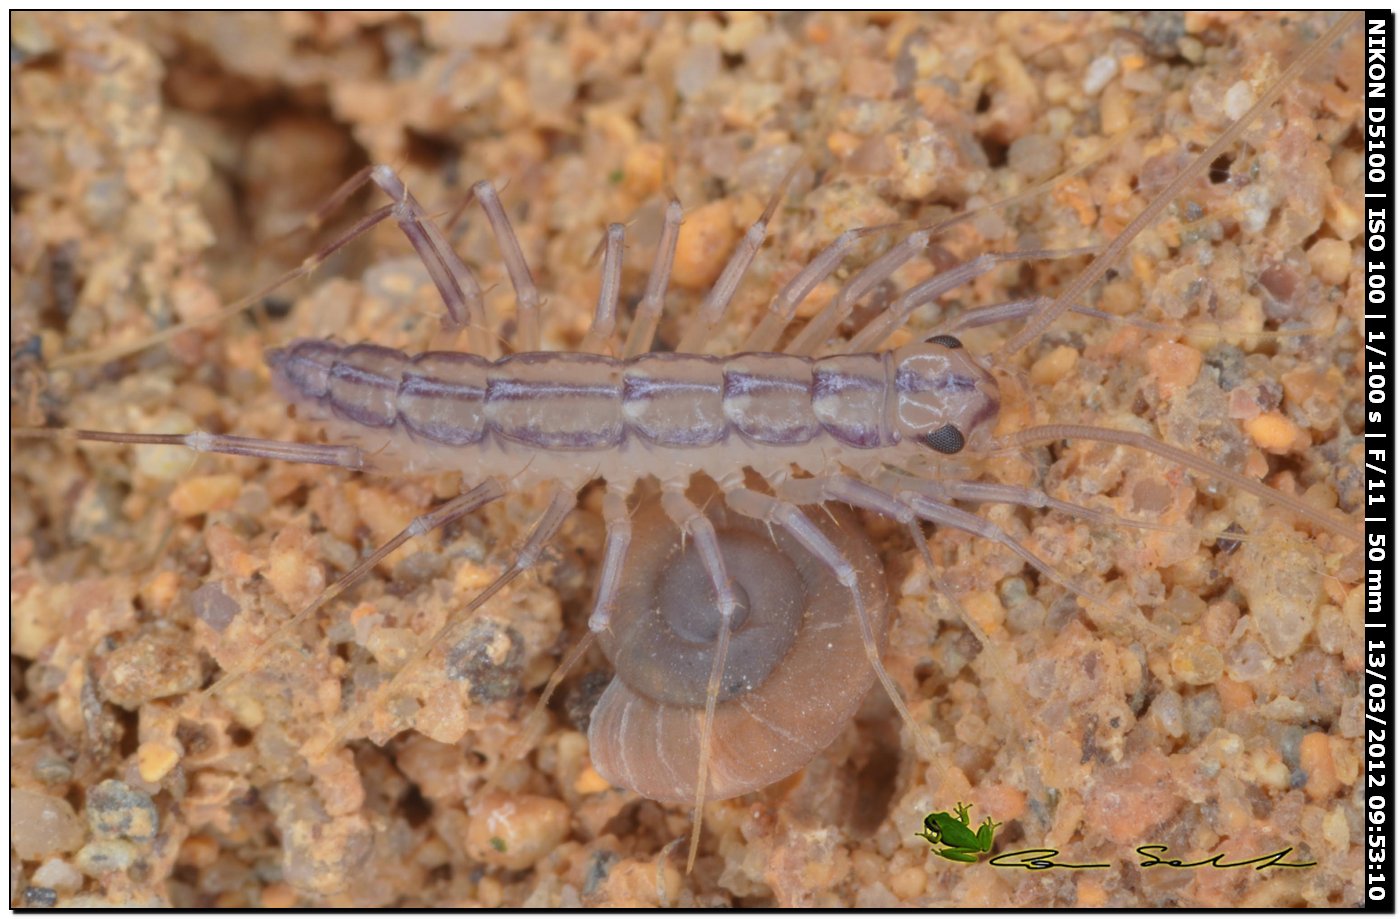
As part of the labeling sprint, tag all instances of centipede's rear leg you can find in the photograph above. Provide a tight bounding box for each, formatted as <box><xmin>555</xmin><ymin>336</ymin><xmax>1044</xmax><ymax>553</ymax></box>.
<box><xmin>13</xmin><ymin>428</ymin><xmax>370</xmax><ymax>470</ymax></box>
<box><xmin>297</xmin><ymin>164</ymin><xmax>492</xmax><ymax>343</ymax></box>
<box><xmin>269</xmin><ymin>164</ymin><xmax>499</xmax><ymax>353</ymax></box>
<box><xmin>202</xmin><ymin>479</ymin><xmax>508</xmax><ymax>698</ymax></box>
<box><xmin>313</xmin><ymin>485</ymin><xmax>578</xmax><ymax>755</ymax></box>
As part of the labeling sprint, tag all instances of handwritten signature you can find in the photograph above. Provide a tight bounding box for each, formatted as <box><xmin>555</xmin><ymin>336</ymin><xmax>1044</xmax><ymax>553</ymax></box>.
<box><xmin>1135</xmin><ymin>845</ymin><xmax>1316</xmax><ymax>870</ymax></box>
<box><xmin>986</xmin><ymin>845</ymin><xmax>1315</xmax><ymax>872</ymax></box>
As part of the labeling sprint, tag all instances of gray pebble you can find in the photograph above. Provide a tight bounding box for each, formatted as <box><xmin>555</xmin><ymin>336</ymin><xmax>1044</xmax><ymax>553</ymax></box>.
<box><xmin>86</xmin><ymin>780</ymin><xmax>158</xmax><ymax>843</ymax></box>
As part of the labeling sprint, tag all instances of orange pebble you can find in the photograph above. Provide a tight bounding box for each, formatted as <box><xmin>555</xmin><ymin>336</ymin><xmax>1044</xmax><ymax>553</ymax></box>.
<box><xmin>1215</xmin><ymin>677</ymin><xmax>1254</xmax><ymax>713</ymax></box>
<box><xmin>671</xmin><ymin>199</ymin><xmax>737</xmax><ymax>290</ymax></box>
<box><xmin>622</xmin><ymin>142</ymin><xmax>665</xmax><ymax>198</ymax></box>
<box><xmin>260</xmin><ymin>883</ymin><xmax>298</xmax><ymax>909</ymax></box>
<box><xmin>1076</xmin><ymin>879</ymin><xmax>1109</xmax><ymax>907</ymax></box>
<box><xmin>1300</xmin><ymin>732</ymin><xmax>1340</xmax><ymax>801</ymax></box>
<box><xmin>980</xmin><ymin>783</ymin><xmax>1028</xmax><ymax>822</ymax></box>
<box><xmin>168</xmin><ymin>474</ymin><xmax>242</xmax><ymax>517</ymax></box>
<box><xmin>1146</xmin><ymin>340</ymin><xmax>1203</xmax><ymax>396</ymax></box>
<box><xmin>1030</xmin><ymin>345</ymin><xmax>1078</xmax><ymax>386</ymax></box>
<box><xmin>1243</xmin><ymin>412</ymin><xmax>1308</xmax><ymax>454</ymax></box>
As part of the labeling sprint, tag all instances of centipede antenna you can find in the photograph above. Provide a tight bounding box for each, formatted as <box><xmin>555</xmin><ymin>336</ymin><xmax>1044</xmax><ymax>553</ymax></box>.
<box><xmin>372</xmin><ymin>165</ymin><xmax>494</xmax><ymax>353</ymax></box>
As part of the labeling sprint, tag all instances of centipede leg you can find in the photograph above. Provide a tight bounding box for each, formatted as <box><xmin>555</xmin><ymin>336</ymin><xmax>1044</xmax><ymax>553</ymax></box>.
<box><xmin>622</xmin><ymin>198</ymin><xmax>683</xmax><ymax>358</ymax></box>
<box><xmin>255</xmin><ymin>164</ymin><xmax>379</xmax><ymax>249</ymax></box>
<box><xmin>581</xmin><ymin>223</ymin><xmax>626</xmax><ymax>356</ymax></box>
<box><xmin>313</xmin><ymin>486</ymin><xmax>577</xmax><ymax>755</ymax></box>
<box><xmin>881</xmin><ymin>454</ymin><xmax>1200</xmax><ymax>642</ymax></box>
<box><xmin>588</xmin><ymin>487</ymin><xmax>634</xmax><ymax>633</ymax></box>
<box><xmin>844</xmin><ymin>245</ymin><xmax>1098</xmax><ymax>353</ymax></box>
<box><xmin>779</xmin><ymin>474</ymin><xmax>1141</xmax><ymax>639</ymax></box>
<box><xmin>880</xmin><ymin>472</ymin><xmax>1248</xmax><ymax>543</ymax></box>
<box><xmin>722</xmin><ymin>486</ymin><xmax>940</xmax><ymax>765</ymax></box>
<box><xmin>895</xmin><ymin>490</ymin><xmax>1110</xmax><ymax>607</ymax></box>
<box><xmin>675</xmin><ymin>159</ymin><xmax>800</xmax><ymax>354</ymax></box>
<box><xmin>470</xmin><ymin>179</ymin><xmax>544</xmax><ymax>352</ymax></box>
<box><xmin>743</xmin><ymin>225</ymin><xmax>890</xmax><ymax>352</ymax></box>
<box><xmin>783</xmin><ymin>225</ymin><xmax>937</xmax><ymax>357</ymax></box>
<box><xmin>52</xmin><ymin>162</ymin><xmax>501</xmax><ymax>368</ymax></box>
<box><xmin>659</xmin><ymin>485</ymin><xmax>739</xmax><ymax>872</ymax></box>
<box><xmin>775</xmin><ymin>473</ymin><xmax>914</xmax><ymax>523</ymax></box>
<box><xmin>940</xmin><ymin>295</ymin><xmax>1232</xmax><ymax>339</ymax></box>
<box><xmin>203</xmin><ymin>479</ymin><xmax>507</xmax><ymax>698</ymax></box>
<box><xmin>368</xmin><ymin>166</ymin><xmax>492</xmax><ymax>354</ymax></box>
<box><xmin>884</xmin><ymin>473</ymin><xmax>1172</xmax><ymax>654</ymax></box>
<box><xmin>488</xmin><ymin>629</ymin><xmax>596</xmax><ymax>796</ymax></box>
<box><xmin>774</xmin><ymin>477</ymin><xmax>1042</xmax><ymax>750</ymax></box>
<box><xmin>895</xmin><ymin>488</ymin><xmax>1174</xmax><ymax>644</ymax></box>
<box><xmin>783</xmin><ymin>152</ymin><xmax>1115</xmax><ymax>356</ymax></box>
<box><xmin>938</xmin><ymin>296</ymin><xmax>1056</xmax><ymax>334</ymax></box>
<box><xmin>490</xmin><ymin>486</ymin><xmax>634</xmax><ymax>780</ymax></box>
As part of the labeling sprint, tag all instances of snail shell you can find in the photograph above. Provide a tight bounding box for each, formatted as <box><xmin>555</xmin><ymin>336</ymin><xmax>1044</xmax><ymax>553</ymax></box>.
<box><xmin>588</xmin><ymin>486</ymin><xmax>889</xmax><ymax>804</ymax></box>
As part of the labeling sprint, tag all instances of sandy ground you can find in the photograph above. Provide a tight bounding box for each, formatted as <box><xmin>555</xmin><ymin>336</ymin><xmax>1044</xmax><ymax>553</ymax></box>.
<box><xmin>10</xmin><ymin>12</ymin><xmax>1364</xmax><ymax>907</ymax></box>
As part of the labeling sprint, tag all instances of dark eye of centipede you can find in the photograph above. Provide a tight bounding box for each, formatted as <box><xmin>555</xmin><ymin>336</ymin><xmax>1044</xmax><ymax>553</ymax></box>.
<box><xmin>924</xmin><ymin>423</ymin><xmax>965</xmax><ymax>455</ymax></box>
<box><xmin>925</xmin><ymin>334</ymin><xmax>963</xmax><ymax>349</ymax></box>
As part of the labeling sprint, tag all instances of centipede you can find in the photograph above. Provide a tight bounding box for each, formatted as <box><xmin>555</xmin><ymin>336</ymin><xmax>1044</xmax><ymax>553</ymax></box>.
<box><xmin>10</xmin><ymin>12</ymin><xmax>1363</xmax><ymax>908</ymax></box>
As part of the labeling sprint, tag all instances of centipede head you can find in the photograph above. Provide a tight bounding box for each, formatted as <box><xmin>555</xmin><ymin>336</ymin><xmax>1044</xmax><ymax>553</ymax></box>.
<box><xmin>891</xmin><ymin>335</ymin><xmax>1001</xmax><ymax>457</ymax></box>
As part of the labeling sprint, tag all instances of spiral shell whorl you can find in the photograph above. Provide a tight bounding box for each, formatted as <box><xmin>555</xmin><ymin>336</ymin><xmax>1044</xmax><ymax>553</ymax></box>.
<box><xmin>589</xmin><ymin>490</ymin><xmax>889</xmax><ymax>804</ymax></box>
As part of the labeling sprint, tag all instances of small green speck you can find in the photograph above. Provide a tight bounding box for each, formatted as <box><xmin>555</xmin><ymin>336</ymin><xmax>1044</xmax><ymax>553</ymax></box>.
<box><xmin>608</xmin><ymin>168</ymin><xmax>624</xmax><ymax>185</ymax></box>
<box><xmin>490</xmin><ymin>836</ymin><xmax>507</xmax><ymax>853</ymax></box>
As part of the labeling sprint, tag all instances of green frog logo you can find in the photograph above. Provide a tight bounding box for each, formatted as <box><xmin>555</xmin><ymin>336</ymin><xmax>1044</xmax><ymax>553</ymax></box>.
<box><xmin>917</xmin><ymin>803</ymin><xmax>1001</xmax><ymax>863</ymax></box>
